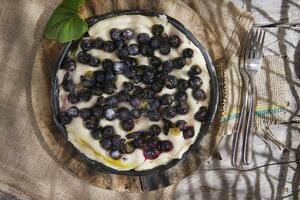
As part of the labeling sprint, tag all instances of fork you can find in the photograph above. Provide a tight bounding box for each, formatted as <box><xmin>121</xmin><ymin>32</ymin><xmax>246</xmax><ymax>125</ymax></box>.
<box><xmin>232</xmin><ymin>29</ymin><xmax>266</xmax><ymax>166</ymax></box>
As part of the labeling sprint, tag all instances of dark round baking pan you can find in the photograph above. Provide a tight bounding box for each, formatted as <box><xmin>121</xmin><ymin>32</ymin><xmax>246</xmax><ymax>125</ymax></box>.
<box><xmin>51</xmin><ymin>10</ymin><xmax>219</xmax><ymax>176</ymax></box>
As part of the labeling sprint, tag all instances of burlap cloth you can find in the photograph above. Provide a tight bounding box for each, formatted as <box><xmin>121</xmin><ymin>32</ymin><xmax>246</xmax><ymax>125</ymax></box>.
<box><xmin>0</xmin><ymin>0</ymin><xmax>293</xmax><ymax>199</ymax></box>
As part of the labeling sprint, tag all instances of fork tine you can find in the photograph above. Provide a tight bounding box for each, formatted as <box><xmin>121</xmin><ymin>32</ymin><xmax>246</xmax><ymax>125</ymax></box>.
<box><xmin>254</xmin><ymin>29</ymin><xmax>264</xmax><ymax>58</ymax></box>
<box><xmin>246</xmin><ymin>30</ymin><xmax>254</xmax><ymax>59</ymax></box>
<box><xmin>251</xmin><ymin>29</ymin><xmax>259</xmax><ymax>58</ymax></box>
<box><xmin>257</xmin><ymin>30</ymin><xmax>266</xmax><ymax>58</ymax></box>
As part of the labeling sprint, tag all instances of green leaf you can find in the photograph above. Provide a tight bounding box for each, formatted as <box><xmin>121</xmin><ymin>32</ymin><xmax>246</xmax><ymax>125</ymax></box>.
<box><xmin>44</xmin><ymin>0</ymin><xmax>87</xmax><ymax>43</ymax></box>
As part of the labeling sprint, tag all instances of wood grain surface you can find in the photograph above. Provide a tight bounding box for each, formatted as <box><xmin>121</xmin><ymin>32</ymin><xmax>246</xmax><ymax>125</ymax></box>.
<box><xmin>31</xmin><ymin>0</ymin><xmax>223</xmax><ymax>192</ymax></box>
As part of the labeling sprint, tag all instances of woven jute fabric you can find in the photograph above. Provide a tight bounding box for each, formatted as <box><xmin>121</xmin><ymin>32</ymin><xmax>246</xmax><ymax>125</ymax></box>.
<box><xmin>0</xmin><ymin>0</ymin><xmax>289</xmax><ymax>199</ymax></box>
<box><xmin>218</xmin><ymin>55</ymin><xmax>291</xmax><ymax>136</ymax></box>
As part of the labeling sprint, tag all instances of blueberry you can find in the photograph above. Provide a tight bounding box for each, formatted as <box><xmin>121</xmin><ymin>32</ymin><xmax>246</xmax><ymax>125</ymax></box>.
<box><xmin>117</xmin><ymin>107</ymin><xmax>131</xmax><ymax>120</ymax></box>
<box><xmin>194</xmin><ymin>106</ymin><xmax>208</xmax><ymax>122</ymax></box>
<box><xmin>169</xmin><ymin>35</ymin><xmax>181</xmax><ymax>48</ymax></box>
<box><xmin>123</xmin><ymin>57</ymin><xmax>138</xmax><ymax>67</ymax></box>
<box><xmin>67</xmin><ymin>106</ymin><xmax>79</xmax><ymax>117</ymax></box>
<box><xmin>133</xmin><ymin>138</ymin><xmax>146</xmax><ymax>149</ymax></box>
<box><xmin>104</xmin><ymin>83</ymin><xmax>116</xmax><ymax>94</ymax></box>
<box><xmin>163</xmin><ymin>106</ymin><xmax>177</xmax><ymax>119</ymax></box>
<box><xmin>154</xmin><ymin>70</ymin><xmax>168</xmax><ymax>82</ymax></box>
<box><xmin>104</xmin><ymin>108</ymin><xmax>117</xmax><ymax>121</ymax></box>
<box><xmin>78</xmin><ymin>89</ymin><xmax>92</xmax><ymax>102</ymax></box>
<box><xmin>111</xmin><ymin>135</ymin><xmax>122</xmax><ymax>149</ymax></box>
<box><xmin>142</xmin><ymin>69</ymin><xmax>155</xmax><ymax>84</ymax></box>
<box><xmin>128</xmin><ymin>43</ymin><xmax>139</xmax><ymax>55</ymax></box>
<box><xmin>89</xmin><ymin>56</ymin><xmax>101</xmax><ymax>67</ymax></box>
<box><xmin>183</xmin><ymin>126</ymin><xmax>195</xmax><ymax>139</ymax></box>
<box><xmin>139</xmin><ymin>44</ymin><xmax>154</xmax><ymax>57</ymax></box>
<box><xmin>59</xmin><ymin>112</ymin><xmax>72</xmax><ymax>125</ymax></box>
<box><xmin>105</xmin><ymin>96</ymin><xmax>119</xmax><ymax>107</ymax></box>
<box><xmin>148</xmin><ymin>109</ymin><xmax>161</xmax><ymax>122</ymax></box>
<box><xmin>151</xmin><ymin>81</ymin><xmax>164</xmax><ymax>93</ymax></box>
<box><xmin>120</xmin><ymin>142</ymin><xmax>135</xmax><ymax>154</ymax></box>
<box><xmin>101</xmin><ymin>138</ymin><xmax>113</xmax><ymax>150</ymax></box>
<box><xmin>177</xmin><ymin>79</ymin><xmax>189</xmax><ymax>91</ymax></box>
<box><xmin>147</xmin><ymin>138</ymin><xmax>159</xmax><ymax>148</ymax></box>
<box><xmin>63</xmin><ymin>71</ymin><xmax>70</xmax><ymax>82</ymax></box>
<box><xmin>148</xmin><ymin>99</ymin><xmax>160</xmax><ymax>110</ymax></box>
<box><xmin>113</xmin><ymin>61</ymin><xmax>125</xmax><ymax>73</ymax></box>
<box><xmin>176</xmin><ymin>120</ymin><xmax>187</xmax><ymax>130</ymax></box>
<box><xmin>122</xmin><ymin>28</ymin><xmax>134</xmax><ymax>39</ymax></box>
<box><xmin>144</xmin><ymin>148</ymin><xmax>160</xmax><ymax>159</ymax></box>
<box><xmin>162</xmin><ymin>118</ymin><xmax>175</xmax><ymax>135</ymax></box>
<box><xmin>96</xmin><ymin>97</ymin><xmax>105</xmax><ymax>106</ymax></box>
<box><xmin>132</xmin><ymin>86</ymin><xmax>143</xmax><ymax>96</ymax></box>
<box><xmin>92</xmin><ymin>85</ymin><xmax>103</xmax><ymax>96</ymax></box>
<box><xmin>158</xmin><ymin>140</ymin><xmax>173</xmax><ymax>152</ymax></box>
<box><xmin>94</xmin><ymin>70</ymin><xmax>105</xmax><ymax>83</ymax></box>
<box><xmin>84</xmin><ymin>117</ymin><xmax>99</xmax><ymax>130</ymax></box>
<box><xmin>160</xmin><ymin>33</ymin><xmax>169</xmax><ymax>42</ymax></box>
<box><xmin>104</xmin><ymin>70</ymin><xmax>116</xmax><ymax>82</ymax></box>
<box><xmin>102</xmin><ymin>59</ymin><xmax>114</xmax><ymax>71</ymax></box>
<box><xmin>123</xmin><ymin>66</ymin><xmax>136</xmax><ymax>79</ymax></box>
<box><xmin>142</xmin><ymin>88</ymin><xmax>155</xmax><ymax>99</ymax></box>
<box><xmin>126</xmin><ymin>131</ymin><xmax>142</xmax><ymax>139</ymax></box>
<box><xmin>173</xmin><ymin>57</ymin><xmax>186</xmax><ymax>69</ymax></box>
<box><xmin>192</xmin><ymin>88</ymin><xmax>206</xmax><ymax>101</ymax></box>
<box><xmin>166</xmin><ymin>75</ymin><xmax>178</xmax><ymax>89</ymax></box>
<box><xmin>116</xmin><ymin>48</ymin><xmax>129</xmax><ymax>59</ymax></box>
<box><xmin>79</xmin><ymin>108</ymin><xmax>92</xmax><ymax>120</ymax></box>
<box><xmin>61</xmin><ymin>58</ymin><xmax>76</xmax><ymax>71</ymax></box>
<box><xmin>68</xmin><ymin>92</ymin><xmax>79</xmax><ymax>104</ymax></box>
<box><xmin>77</xmin><ymin>51</ymin><xmax>91</xmax><ymax>64</ymax></box>
<box><xmin>182</xmin><ymin>48</ymin><xmax>194</xmax><ymax>58</ymax></box>
<box><xmin>189</xmin><ymin>76</ymin><xmax>203</xmax><ymax>89</ymax></box>
<box><xmin>103</xmin><ymin>41</ymin><xmax>115</xmax><ymax>52</ymax></box>
<box><xmin>80</xmin><ymin>39</ymin><xmax>93</xmax><ymax>51</ymax></box>
<box><xmin>92</xmin><ymin>86</ymin><xmax>104</xmax><ymax>96</ymax></box>
<box><xmin>113</xmin><ymin>39</ymin><xmax>126</xmax><ymax>50</ymax></box>
<box><xmin>150</xmin><ymin>36</ymin><xmax>161</xmax><ymax>49</ymax></box>
<box><xmin>117</xmin><ymin>90</ymin><xmax>130</xmax><ymax>102</ymax></box>
<box><xmin>121</xmin><ymin>119</ymin><xmax>134</xmax><ymax>131</ymax></box>
<box><xmin>122</xmin><ymin>81</ymin><xmax>134</xmax><ymax>92</ymax></box>
<box><xmin>152</xmin><ymin>24</ymin><xmax>164</xmax><ymax>36</ymax></box>
<box><xmin>91</xmin><ymin>129</ymin><xmax>102</xmax><ymax>140</ymax></box>
<box><xmin>176</xmin><ymin>103</ymin><xmax>189</xmax><ymax>115</ymax></box>
<box><xmin>80</xmin><ymin>75</ymin><xmax>95</xmax><ymax>88</ymax></box>
<box><xmin>102</xmin><ymin>126</ymin><xmax>115</xmax><ymax>138</ymax></box>
<box><xmin>91</xmin><ymin>106</ymin><xmax>103</xmax><ymax>118</ymax></box>
<box><xmin>159</xmin><ymin>43</ymin><xmax>171</xmax><ymax>55</ymax></box>
<box><xmin>188</xmin><ymin>65</ymin><xmax>202</xmax><ymax>77</ymax></box>
<box><xmin>132</xmin><ymin>109</ymin><xmax>142</xmax><ymax>119</ymax></box>
<box><xmin>110</xmin><ymin>28</ymin><xmax>122</xmax><ymax>41</ymax></box>
<box><xmin>109</xmin><ymin>150</ymin><xmax>122</xmax><ymax>160</ymax></box>
<box><xmin>62</xmin><ymin>79</ymin><xmax>75</xmax><ymax>92</ymax></box>
<box><xmin>150</xmin><ymin>125</ymin><xmax>161</xmax><ymax>136</ymax></box>
<box><xmin>149</xmin><ymin>56</ymin><xmax>162</xmax><ymax>68</ymax></box>
<box><xmin>130</xmin><ymin>96</ymin><xmax>141</xmax><ymax>108</ymax></box>
<box><xmin>137</xmin><ymin>33</ymin><xmax>151</xmax><ymax>44</ymax></box>
<box><xmin>162</xmin><ymin>60</ymin><xmax>173</xmax><ymax>73</ymax></box>
<box><xmin>93</xmin><ymin>37</ymin><xmax>104</xmax><ymax>49</ymax></box>
<box><xmin>132</xmin><ymin>75</ymin><xmax>141</xmax><ymax>84</ymax></box>
<box><xmin>159</xmin><ymin>94</ymin><xmax>174</xmax><ymax>105</ymax></box>
<box><xmin>175</xmin><ymin>91</ymin><xmax>188</xmax><ymax>102</ymax></box>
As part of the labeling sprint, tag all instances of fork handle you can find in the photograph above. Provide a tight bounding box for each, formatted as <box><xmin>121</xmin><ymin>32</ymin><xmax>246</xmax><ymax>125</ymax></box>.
<box><xmin>232</xmin><ymin>78</ymin><xmax>249</xmax><ymax>166</ymax></box>
<box><xmin>243</xmin><ymin>78</ymin><xmax>256</xmax><ymax>165</ymax></box>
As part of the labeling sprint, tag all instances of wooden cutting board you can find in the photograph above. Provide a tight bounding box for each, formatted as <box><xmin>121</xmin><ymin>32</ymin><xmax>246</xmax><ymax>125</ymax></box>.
<box><xmin>31</xmin><ymin>0</ymin><xmax>223</xmax><ymax>191</ymax></box>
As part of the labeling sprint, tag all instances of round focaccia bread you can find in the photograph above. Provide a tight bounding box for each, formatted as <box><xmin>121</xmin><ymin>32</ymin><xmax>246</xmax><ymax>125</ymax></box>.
<box><xmin>56</xmin><ymin>14</ymin><xmax>210</xmax><ymax>171</ymax></box>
